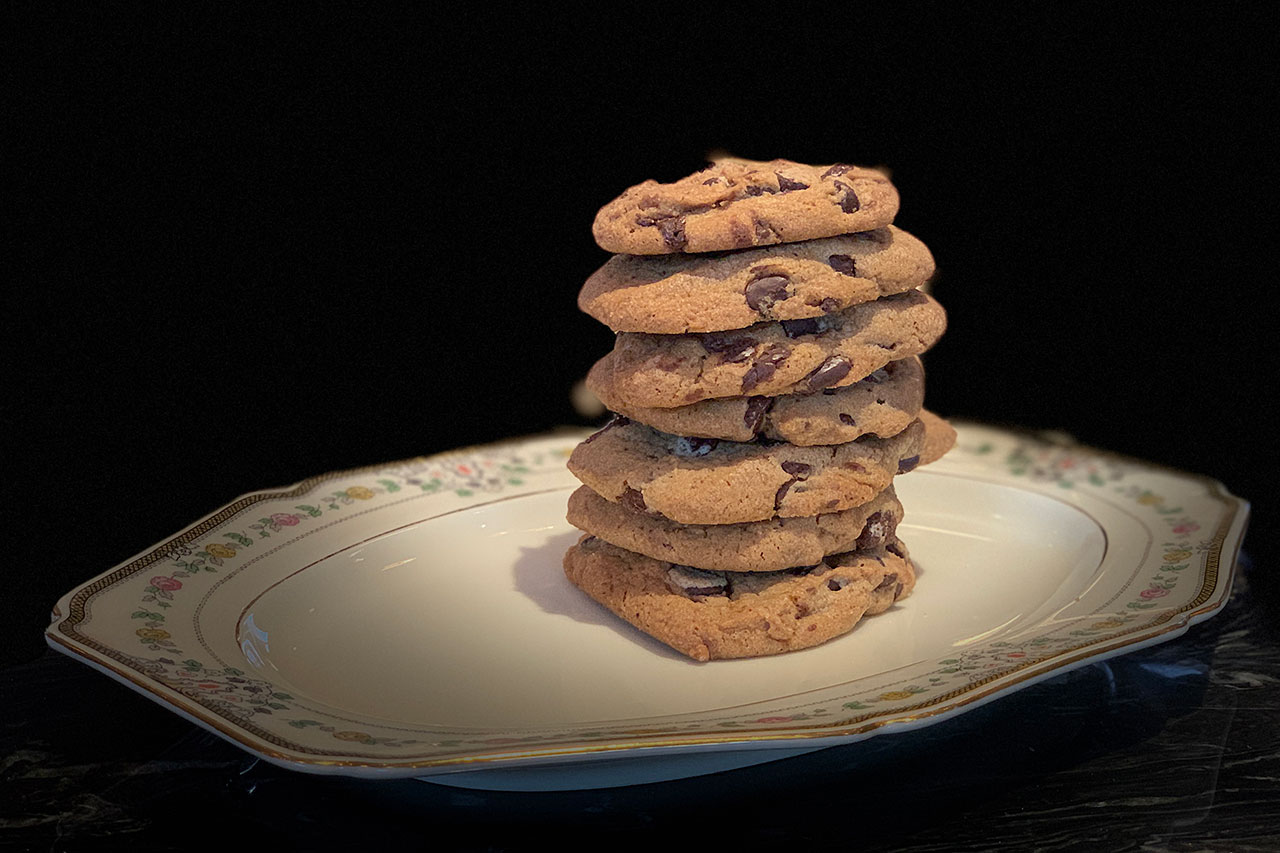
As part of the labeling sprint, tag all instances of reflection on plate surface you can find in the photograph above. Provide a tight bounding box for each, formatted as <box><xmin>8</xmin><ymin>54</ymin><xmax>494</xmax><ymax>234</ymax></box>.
<box><xmin>47</xmin><ymin>423</ymin><xmax>1249</xmax><ymax>788</ymax></box>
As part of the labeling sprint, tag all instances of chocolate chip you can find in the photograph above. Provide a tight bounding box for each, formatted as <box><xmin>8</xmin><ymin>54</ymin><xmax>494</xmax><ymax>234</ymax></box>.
<box><xmin>828</xmin><ymin>578</ymin><xmax>845</xmax><ymax>591</ymax></box>
<box><xmin>582</xmin><ymin>413</ymin><xmax>630</xmax><ymax>444</ymax></box>
<box><xmin>702</xmin><ymin>177</ymin><xmax>723</xmax><ymax>186</ymax></box>
<box><xmin>855</xmin><ymin>511</ymin><xmax>890</xmax><ymax>550</ymax></box>
<box><xmin>743</xmin><ymin>396</ymin><xmax>773</xmax><ymax>434</ymax></box>
<box><xmin>839</xmin><ymin>413</ymin><xmax>856</xmax><ymax>426</ymax></box>
<box><xmin>887</xmin><ymin>540</ymin><xmax>905</xmax><ymax>558</ymax></box>
<box><xmin>820</xmin><ymin>298</ymin><xmax>840</xmax><ymax>313</ymax></box>
<box><xmin>743</xmin><ymin>184</ymin><xmax>768</xmax><ymax>197</ymax></box>
<box><xmin>620</xmin><ymin>487</ymin><xmax>648</xmax><ymax>514</ymax></box>
<box><xmin>822</xmin><ymin>164</ymin><xmax>854</xmax><ymax>178</ymax></box>
<box><xmin>741</xmin><ymin>345</ymin><xmax>790</xmax><ymax>392</ymax></box>
<box><xmin>894</xmin><ymin>582</ymin><xmax>905</xmax><ymax>599</ymax></box>
<box><xmin>776</xmin><ymin>173</ymin><xmax>810</xmax><ymax>192</ymax></box>
<box><xmin>828</xmin><ymin>254</ymin><xmax>857</xmax><ymax>276</ymax></box>
<box><xmin>852</xmin><ymin>229</ymin><xmax>890</xmax><ymax>244</ymax></box>
<box><xmin>874</xmin><ymin>572</ymin><xmax>899</xmax><ymax>592</ymax></box>
<box><xmin>832</xmin><ymin>180</ymin><xmax>861</xmax><ymax>213</ymax></box>
<box><xmin>659</xmin><ymin>216</ymin><xmax>688</xmax><ymax>250</ymax></box>
<box><xmin>673</xmin><ymin>436</ymin><xmax>718</xmax><ymax>457</ymax></box>
<box><xmin>780</xmin><ymin>460</ymin><xmax>811</xmax><ymax>478</ymax></box>
<box><xmin>822</xmin><ymin>389</ymin><xmax>838</xmax><ymax>396</ymax></box>
<box><xmin>701</xmin><ymin>332</ymin><xmax>756</xmax><ymax>363</ymax></box>
<box><xmin>864</xmin><ymin>368</ymin><xmax>889</xmax><ymax>384</ymax></box>
<box><xmin>897</xmin><ymin>455</ymin><xmax>920</xmax><ymax>474</ymax></box>
<box><xmin>780</xmin><ymin>318</ymin><xmax>822</xmax><ymax>338</ymax></box>
<box><xmin>744</xmin><ymin>274</ymin><xmax>791</xmax><ymax>313</ymax></box>
<box><xmin>805</xmin><ymin>355</ymin><xmax>852</xmax><ymax>392</ymax></box>
<box><xmin>774</xmin><ymin>478</ymin><xmax>796</xmax><ymax>510</ymax></box>
<box><xmin>753</xmin><ymin>218</ymin><xmax>778</xmax><ymax>242</ymax></box>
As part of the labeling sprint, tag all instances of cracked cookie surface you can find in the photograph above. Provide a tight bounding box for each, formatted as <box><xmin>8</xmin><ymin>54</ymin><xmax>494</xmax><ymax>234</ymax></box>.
<box><xmin>567</xmin><ymin>483</ymin><xmax>903</xmax><ymax>573</ymax></box>
<box><xmin>563</xmin><ymin>534</ymin><xmax>915</xmax><ymax>661</ymax></box>
<box><xmin>591</xmin><ymin>289</ymin><xmax>945</xmax><ymax>409</ymax></box>
<box><xmin>580</xmin><ymin>226</ymin><xmax>934</xmax><ymax>333</ymax></box>
<box><xmin>567</xmin><ymin>418</ymin><xmax>924</xmax><ymax>525</ymax></box>
<box><xmin>593</xmin><ymin>158</ymin><xmax>899</xmax><ymax>255</ymax></box>
<box><xmin>592</xmin><ymin>356</ymin><xmax>925</xmax><ymax>446</ymax></box>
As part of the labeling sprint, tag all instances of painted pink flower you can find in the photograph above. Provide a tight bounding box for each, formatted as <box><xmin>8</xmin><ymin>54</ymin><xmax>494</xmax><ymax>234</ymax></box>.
<box><xmin>1172</xmin><ymin>522</ymin><xmax>1200</xmax><ymax>535</ymax></box>
<box><xmin>271</xmin><ymin>512</ymin><xmax>301</xmax><ymax>526</ymax></box>
<box><xmin>1140</xmin><ymin>587</ymin><xmax>1170</xmax><ymax>600</ymax></box>
<box><xmin>150</xmin><ymin>576</ymin><xmax>183</xmax><ymax>591</ymax></box>
<box><xmin>755</xmin><ymin>716</ymin><xmax>795</xmax><ymax>723</ymax></box>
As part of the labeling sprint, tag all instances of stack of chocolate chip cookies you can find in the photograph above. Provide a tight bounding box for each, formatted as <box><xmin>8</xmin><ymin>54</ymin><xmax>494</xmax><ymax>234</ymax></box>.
<box><xmin>563</xmin><ymin>157</ymin><xmax>954</xmax><ymax>662</ymax></box>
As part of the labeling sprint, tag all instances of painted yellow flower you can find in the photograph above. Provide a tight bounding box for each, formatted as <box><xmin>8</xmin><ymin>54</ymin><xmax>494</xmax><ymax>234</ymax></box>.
<box><xmin>878</xmin><ymin>690</ymin><xmax>917</xmax><ymax>701</ymax></box>
<box><xmin>205</xmin><ymin>544</ymin><xmax>236</xmax><ymax>559</ymax></box>
<box><xmin>136</xmin><ymin>628</ymin><xmax>170</xmax><ymax>641</ymax></box>
<box><xmin>1164</xmin><ymin>549</ymin><xmax>1193</xmax><ymax>563</ymax></box>
<box><xmin>333</xmin><ymin>730</ymin><xmax>373</xmax><ymax>742</ymax></box>
<box><xmin>346</xmin><ymin>486</ymin><xmax>375</xmax><ymax>500</ymax></box>
<box><xmin>1137</xmin><ymin>492</ymin><xmax>1164</xmax><ymax>506</ymax></box>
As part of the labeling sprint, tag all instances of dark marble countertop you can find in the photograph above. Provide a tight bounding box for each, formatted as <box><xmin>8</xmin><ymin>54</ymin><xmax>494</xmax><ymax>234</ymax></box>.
<box><xmin>3</xmin><ymin>550</ymin><xmax>1277</xmax><ymax>851</ymax></box>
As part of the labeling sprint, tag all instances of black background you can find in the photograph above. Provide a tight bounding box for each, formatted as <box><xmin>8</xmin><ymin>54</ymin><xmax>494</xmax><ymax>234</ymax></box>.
<box><xmin>8</xmin><ymin>7</ymin><xmax>1270</xmax><ymax>669</ymax></box>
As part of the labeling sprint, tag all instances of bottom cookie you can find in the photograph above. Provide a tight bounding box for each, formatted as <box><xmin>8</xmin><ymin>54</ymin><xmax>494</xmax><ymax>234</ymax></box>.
<box><xmin>563</xmin><ymin>534</ymin><xmax>915</xmax><ymax>662</ymax></box>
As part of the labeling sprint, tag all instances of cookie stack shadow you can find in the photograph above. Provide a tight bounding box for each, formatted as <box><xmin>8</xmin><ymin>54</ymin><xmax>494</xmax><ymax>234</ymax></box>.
<box><xmin>563</xmin><ymin>157</ymin><xmax>955</xmax><ymax>662</ymax></box>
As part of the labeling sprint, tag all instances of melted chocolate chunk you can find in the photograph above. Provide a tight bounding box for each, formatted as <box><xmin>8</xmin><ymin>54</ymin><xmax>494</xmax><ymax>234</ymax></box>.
<box><xmin>701</xmin><ymin>332</ymin><xmax>756</xmax><ymax>363</ymax></box>
<box><xmin>781</xmin><ymin>460</ymin><xmax>811</xmax><ymax>477</ymax></box>
<box><xmin>658</xmin><ymin>216</ymin><xmax>688</xmax><ymax>250</ymax></box>
<box><xmin>743</xmin><ymin>395</ymin><xmax>773</xmax><ymax>434</ymax></box>
<box><xmin>897</xmin><ymin>455</ymin><xmax>920</xmax><ymax>474</ymax></box>
<box><xmin>828</xmin><ymin>254</ymin><xmax>857</xmax><ymax>276</ymax></box>
<box><xmin>582</xmin><ymin>413</ymin><xmax>630</xmax><ymax>444</ymax></box>
<box><xmin>832</xmin><ymin>180</ymin><xmax>861</xmax><ymax>213</ymax></box>
<box><xmin>828</xmin><ymin>578</ymin><xmax>845</xmax><ymax>591</ymax></box>
<box><xmin>874</xmin><ymin>572</ymin><xmax>899</xmax><ymax>592</ymax></box>
<box><xmin>780</xmin><ymin>318</ymin><xmax>823</xmax><ymax>338</ymax></box>
<box><xmin>741</xmin><ymin>345</ymin><xmax>790</xmax><ymax>392</ymax></box>
<box><xmin>822</xmin><ymin>164</ymin><xmax>854</xmax><ymax>178</ymax></box>
<box><xmin>776</xmin><ymin>172</ymin><xmax>810</xmax><ymax>192</ymax></box>
<box><xmin>820</xmin><ymin>297</ymin><xmax>840</xmax><ymax>313</ymax></box>
<box><xmin>744</xmin><ymin>274</ymin><xmax>791</xmax><ymax>312</ymax></box>
<box><xmin>839</xmin><ymin>413</ymin><xmax>856</xmax><ymax>426</ymax></box>
<box><xmin>673</xmin><ymin>436</ymin><xmax>718</xmax><ymax>457</ymax></box>
<box><xmin>774</xmin><ymin>478</ymin><xmax>796</xmax><ymax>510</ymax></box>
<box><xmin>620</xmin><ymin>487</ymin><xmax>648</xmax><ymax>514</ymax></box>
<box><xmin>855</xmin><ymin>511</ymin><xmax>890</xmax><ymax>550</ymax></box>
<box><xmin>886</xmin><ymin>540</ymin><xmax>905</xmax><ymax>558</ymax></box>
<box><xmin>805</xmin><ymin>355</ymin><xmax>852</xmax><ymax>392</ymax></box>
<box><xmin>667</xmin><ymin>565</ymin><xmax>729</xmax><ymax>597</ymax></box>
<box><xmin>743</xmin><ymin>184</ymin><xmax>768</xmax><ymax>197</ymax></box>
<box><xmin>894</xmin><ymin>581</ymin><xmax>905</xmax><ymax>599</ymax></box>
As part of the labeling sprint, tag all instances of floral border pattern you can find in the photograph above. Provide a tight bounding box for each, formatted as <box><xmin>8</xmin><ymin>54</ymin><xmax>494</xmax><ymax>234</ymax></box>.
<box><xmin>49</xmin><ymin>425</ymin><xmax>1245</xmax><ymax>767</ymax></box>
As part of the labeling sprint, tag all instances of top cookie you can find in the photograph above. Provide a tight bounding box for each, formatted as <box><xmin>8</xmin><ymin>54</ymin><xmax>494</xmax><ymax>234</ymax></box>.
<box><xmin>593</xmin><ymin>158</ymin><xmax>900</xmax><ymax>255</ymax></box>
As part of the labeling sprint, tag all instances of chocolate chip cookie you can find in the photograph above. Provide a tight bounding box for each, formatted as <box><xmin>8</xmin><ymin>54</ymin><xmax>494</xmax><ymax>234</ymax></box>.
<box><xmin>590</xmin><ymin>356</ymin><xmax>925</xmax><ymax>446</ymax></box>
<box><xmin>590</xmin><ymin>290</ymin><xmax>946</xmax><ymax>409</ymax></box>
<box><xmin>563</xmin><ymin>534</ymin><xmax>915</xmax><ymax>661</ymax></box>
<box><xmin>567</xmin><ymin>417</ymin><xmax>924</xmax><ymax>525</ymax></box>
<box><xmin>566</xmin><ymin>483</ymin><xmax>903</xmax><ymax>573</ymax></box>
<box><xmin>593</xmin><ymin>158</ymin><xmax>899</xmax><ymax>255</ymax></box>
<box><xmin>579</xmin><ymin>226</ymin><xmax>935</xmax><ymax>334</ymax></box>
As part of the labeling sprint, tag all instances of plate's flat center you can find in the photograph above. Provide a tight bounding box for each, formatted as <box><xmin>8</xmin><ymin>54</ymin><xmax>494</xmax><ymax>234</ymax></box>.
<box><xmin>238</xmin><ymin>473</ymin><xmax>1105</xmax><ymax>728</ymax></box>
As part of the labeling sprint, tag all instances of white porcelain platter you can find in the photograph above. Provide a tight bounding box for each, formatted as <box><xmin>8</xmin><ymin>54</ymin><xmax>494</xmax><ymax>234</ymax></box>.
<box><xmin>47</xmin><ymin>422</ymin><xmax>1249</xmax><ymax>790</ymax></box>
